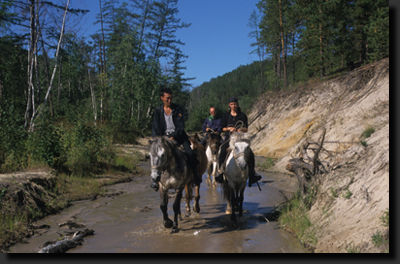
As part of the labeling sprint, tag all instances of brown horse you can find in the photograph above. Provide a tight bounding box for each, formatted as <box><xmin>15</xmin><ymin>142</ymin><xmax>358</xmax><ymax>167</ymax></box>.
<box><xmin>184</xmin><ymin>133</ymin><xmax>208</xmax><ymax>216</ymax></box>
<box><xmin>205</xmin><ymin>132</ymin><xmax>222</xmax><ymax>187</ymax></box>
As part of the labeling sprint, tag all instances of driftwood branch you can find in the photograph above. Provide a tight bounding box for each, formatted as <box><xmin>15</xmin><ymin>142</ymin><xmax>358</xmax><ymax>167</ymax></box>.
<box><xmin>313</xmin><ymin>128</ymin><xmax>326</xmax><ymax>175</ymax></box>
<box><xmin>38</xmin><ymin>228</ymin><xmax>94</xmax><ymax>253</ymax></box>
<box><xmin>286</xmin><ymin>128</ymin><xmax>327</xmax><ymax>195</ymax></box>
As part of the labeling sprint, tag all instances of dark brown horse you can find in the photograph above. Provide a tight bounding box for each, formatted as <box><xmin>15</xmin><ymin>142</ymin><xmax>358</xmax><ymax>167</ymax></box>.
<box><xmin>185</xmin><ymin>133</ymin><xmax>208</xmax><ymax>216</ymax></box>
<box><xmin>205</xmin><ymin>132</ymin><xmax>222</xmax><ymax>187</ymax></box>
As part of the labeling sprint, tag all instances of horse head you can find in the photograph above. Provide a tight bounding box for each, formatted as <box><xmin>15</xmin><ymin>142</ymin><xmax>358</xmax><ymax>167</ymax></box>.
<box><xmin>229</xmin><ymin>132</ymin><xmax>251</xmax><ymax>171</ymax></box>
<box><xmin>149</xmin><ymin>136</ymin><xmax>173</xmax><ymax>183</ymax></box>
<box><xmin>207</xmin><ymin>132</ymin><xmax>222</xmax><ymax>156</ymax></box>
<box><xmin>193</xmin><ymin>132</ymin><xmax>201</xmax><ymax>142</ymax></box>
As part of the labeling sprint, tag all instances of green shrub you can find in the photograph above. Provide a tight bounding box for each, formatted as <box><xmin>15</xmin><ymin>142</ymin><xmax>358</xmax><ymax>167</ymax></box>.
<box><xmin>371</xmin><ymin>231</ymin><xmax>385</xmax><ymax>248</ymax></box>
<box><xmin>278</xmin><ymin>190</ymin><xmax>317</xmax><ymax>246</ymax></box>
<box><xmin>361</xmin><ymin>126</ymin><xmax>375</xmax><ymax>139</ymax></box>
<box><xmin>360</xmin><ymin>140</ymin><xmax>368</xmax><ymax>147</ymax></box>
<box><xmin>26</xmin><ymin>122</ymin><xmax>63</xmax><ymax>168</ymax></box>
<box><xmin>61</xmin><ymin>121</ymin><xmax>108</xmax><ymax>175</ymax></box>
<box><xmin>344</xmin><ymin>188</ymin><xmax>353</xmax><ymax>199</ymax></box>
<box><xmin>261</xmin><ymin>157</ymin><xmax>275</xmax><ymax>170</ymax></box>
<box><xmin>330</xmin><ymin>187</ymin><xmax>338</xmax><ymax>198</ymax></box>
<box><xmin>380</xmin><ymin>208</ymin><xmax>389</xmax><ymax>227</ymax></box>
<box><xmin>345</xmin><ymin>241</ymin><xmax>361</xmax><ymax>253</ymax></box>
<box><xmin>0</xmin><ymin>101</ymin><xmax>28</xmax><ymax>172</ymax></box>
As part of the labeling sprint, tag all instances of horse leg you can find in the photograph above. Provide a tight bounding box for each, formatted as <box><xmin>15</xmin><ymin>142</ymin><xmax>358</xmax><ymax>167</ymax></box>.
<box><xmin>172</xmin><ymin>189</ymin><xmax>183</xmax><ymax>233</ymax></box>
<box><xmin>206</xmin><ymin>165</ymin><xmax>212</xmax><ymax>186</ymax></box>
<box><xmin>211</xmin><ymin>161</ymin><xmax>218</xmax><ymax>187</ymax></box>
<box><xmin>184</xmin><ymin>184</ymin><xmax>192</xmax><ymax>217</ymax></box>
<box><xmin>230</xmin><ymin>192</ymin><xmax>237</xmax><ymax>222</ymax></box>
<box><xmin>160</xmin><ymin>189</ymin><xmax>173</xmax><ymax>228</ymax></box>
<box><xmin>193</xmin><ymin>185</ymin><xmax>200</xmax><ymax>213</ymax></box>
<box><xmin>238</xmin><ymin>188</ymin><xmax>245</xmax><ymax>217</ymax></box>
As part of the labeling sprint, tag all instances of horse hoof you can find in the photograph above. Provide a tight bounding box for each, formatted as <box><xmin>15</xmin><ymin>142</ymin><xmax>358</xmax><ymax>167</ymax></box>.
<box><xmin>163</xmin><ymin>219</ymin><xmax>173</xmax><ymax>228</ymax></box>
<box><xmin>171</xmin><ymin>227</ymin><xmax>179</xmax><ymax>234</ymax></box>
<box><xmin>194</xmin><ymin>205</ymin><xmax>200</xmax><ymax>213</ymax></box>
<box><xmin>185</xmin><ymin>212</ymin><xmax>191</xmax><ymax>217</ymax></box>
<box><xmin>225</xmin><ymin>210</ymin><xmax>232</xmax><ymax>214</ymax></box>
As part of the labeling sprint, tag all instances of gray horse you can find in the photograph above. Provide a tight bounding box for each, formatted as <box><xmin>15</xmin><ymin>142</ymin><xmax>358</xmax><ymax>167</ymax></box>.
<box><xmin>149</xmin><ymin>136</ymin><xmax>193</xmax><ymax>233</ymax></box>
<box><xmin>221</xmin><ymin>131</ymin><xmax>251</xmax><ymax>222</ymax></box>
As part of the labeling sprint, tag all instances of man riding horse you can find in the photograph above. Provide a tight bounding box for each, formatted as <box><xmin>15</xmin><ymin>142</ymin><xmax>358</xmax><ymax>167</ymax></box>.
<box><xmin>215</xmin><ymin>96</ymin><xmax>262</xmax><ymax>187</ymax></box>
<box><xmin>151</xmin><ymin>87</ymin><xmax>202</xmax><ymax>191</ymax></box>
<box><xmin>199</xmin><ymin>107</ymin><xmax>222</xmax><ymax>147</ymax></box>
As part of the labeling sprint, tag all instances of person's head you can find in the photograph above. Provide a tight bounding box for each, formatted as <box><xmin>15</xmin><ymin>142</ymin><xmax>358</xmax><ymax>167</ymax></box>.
<box><xmin>228</xmin><ymin>97</ymin><xmax>239</xmax><ymax>112</ymax></box>
<box><xmin>209</xmin><ymin>107</ymin><xmax>216</xmax><ymax>117</ymax></box>
<box><xmin>160</xmin><ymin>87</ymin><xmax>173</xmax><ymax>107</ymax></box>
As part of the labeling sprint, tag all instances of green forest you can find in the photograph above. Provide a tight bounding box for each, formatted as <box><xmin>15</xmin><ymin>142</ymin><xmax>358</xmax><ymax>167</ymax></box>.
<box><xmin>0</xmin><ymin>0</ymin><xmax>389</xmax><ymax>174</ymax></box>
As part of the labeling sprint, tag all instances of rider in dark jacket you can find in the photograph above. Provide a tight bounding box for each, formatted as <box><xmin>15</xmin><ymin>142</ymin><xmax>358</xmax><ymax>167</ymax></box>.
<box><xmin>151</xmin><ymin>87</ymin><xmax>202</xmax><ymax>190</ymax></box>
<box><xmin>152</xmin><ymin>103</ymin><xmax>188</xmax><ymax>145</ymax></box>
<box><xmin>215</xmin><ymin>96</ymin><xmax>262</xmax><ymax>187</ymax></box>
<box><xmin>199</xmin><ymin>107</ymin><xmax>221</xmax><ymax>147</ymax></box>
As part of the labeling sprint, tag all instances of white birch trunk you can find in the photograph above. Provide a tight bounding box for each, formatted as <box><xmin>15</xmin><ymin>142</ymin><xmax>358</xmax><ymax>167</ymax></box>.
<box><xmin>29</xmin><ymin>0</ymin><xmax>70</xmax><ymax>128</ymax></box>
<box><xmin>88</xmin><ymin>68</ymin><xmax>97</xmax><ymax>126</ymax></box>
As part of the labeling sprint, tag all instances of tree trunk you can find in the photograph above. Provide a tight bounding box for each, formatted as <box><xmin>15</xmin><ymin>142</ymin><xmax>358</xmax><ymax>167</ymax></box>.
<box><xmin>99</xmin><ymin>0</ymin><xmax>106</xmax><ymax>74</ymax></box>
<box><xmin>292</xmin><ymin>32</ymin><xmax>295</xmax><ymax>83</ymax></box>
<box><xmin>279</xmin><ymin>0</ymin><xmax>287</xmax><ymax>89</ymax></box>
<box><xmin>30</xmin><ymin>0</ymin><xmax>70</xmax><ymax>129</ymax></box>
<box><xmin>57</xmin><ymin>49</ymin><xmax>63</xmax><ymax>105</ymax></box>
<box><xmin>137</xmin><ymin>0</ymin><xmax>151</xmax><ymax>61</ymax></box>
<box><xmin>319</xmin><ymin>4</ymin><xmax>324</xmax><ymax>79</ymax></box>
<box><xmin>88</xmin><ymin>68</ymin><xmax>97</xmax><ymax>126</ymax></box>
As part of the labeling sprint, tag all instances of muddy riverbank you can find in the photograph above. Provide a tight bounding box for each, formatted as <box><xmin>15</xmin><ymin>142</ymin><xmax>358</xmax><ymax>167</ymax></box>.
<box><xmin>8</xmin><ymin>160</ymin><xmax>310</xmax><ymax>253</ymax></box>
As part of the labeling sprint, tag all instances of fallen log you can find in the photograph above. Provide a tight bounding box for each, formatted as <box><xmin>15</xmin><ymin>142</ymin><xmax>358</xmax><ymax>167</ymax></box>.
<box><xmin>38</xmin><ymin>228</ymin><xmax>94</xmax><ymax>253</ymax></box>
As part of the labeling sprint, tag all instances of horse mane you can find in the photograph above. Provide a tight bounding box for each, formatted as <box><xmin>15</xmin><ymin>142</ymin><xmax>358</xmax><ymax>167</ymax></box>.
<box><xmin>161</xmin><ymin>136</ymin><xmax>187</xmax><ymax>173</ymax></box>
<box><xmin>229</xmin><ymin>131</ymin><xmax>251</xmax><ymax>150</ymax></box>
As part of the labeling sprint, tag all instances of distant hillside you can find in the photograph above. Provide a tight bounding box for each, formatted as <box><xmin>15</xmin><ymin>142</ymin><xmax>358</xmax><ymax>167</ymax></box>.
<box><xmin>186</xmin><ymin>59</ymin><xmax>274</xmax><ymax>131</ymax></box>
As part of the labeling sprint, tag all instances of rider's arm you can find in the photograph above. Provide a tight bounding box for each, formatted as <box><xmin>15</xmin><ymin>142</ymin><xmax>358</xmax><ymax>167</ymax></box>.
<box><xmin>152</xmin><ymin>106</ymin><xmax>163</xmax><ymax>137</ymax></box>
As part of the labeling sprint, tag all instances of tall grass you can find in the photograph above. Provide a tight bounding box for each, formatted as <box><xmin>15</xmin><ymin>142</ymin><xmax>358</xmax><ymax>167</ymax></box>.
<box><xmin>278</xmin><ymin>190</ymin><xmax>317</xmax><ymax>247</ymax></box>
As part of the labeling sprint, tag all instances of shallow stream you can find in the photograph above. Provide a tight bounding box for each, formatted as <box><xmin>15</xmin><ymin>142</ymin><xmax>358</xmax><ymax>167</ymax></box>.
<box><xmin>9</xmin><ymin>160</ymin><xmax>310</xmax><ymax>253</ymax></box>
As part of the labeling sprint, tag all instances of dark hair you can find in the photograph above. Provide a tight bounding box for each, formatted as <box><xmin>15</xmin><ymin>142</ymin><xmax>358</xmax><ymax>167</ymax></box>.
<box><xmin>160</xmin><ymin>87</ymin><xmax>173</xmax><ymax>97</ymax></box>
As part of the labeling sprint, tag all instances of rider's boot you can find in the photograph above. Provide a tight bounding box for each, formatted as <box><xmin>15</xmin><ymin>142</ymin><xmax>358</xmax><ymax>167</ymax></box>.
<box><xmin>150</xmin><ymin>182</ymin><xmax>159</xmax><ymax>191</ymax></box>
<box><xmin>215</xmin><ymin>171</ymin><xmax>224</xmax><ymax>183</ymax></box>
<box><xmin>248</xmin><ymin>172</ymin><xmax>262</xmax><ymax>187</ymax></box>
<box><xmin>215</xmin><ymin>163</ymin><xmax>225</xmax><ymax>184</ymax></box>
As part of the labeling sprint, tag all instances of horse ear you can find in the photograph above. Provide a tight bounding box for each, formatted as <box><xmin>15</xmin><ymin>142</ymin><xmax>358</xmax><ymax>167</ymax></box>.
<box><xmin>194</xmin><ymin>133</ymin><xmax>200</xmax><ymax>141</ymax></box>
<box><xmin>148</xmin><ymin>139</ymin><xmax>154</xmax><ymax>145</ymax></box>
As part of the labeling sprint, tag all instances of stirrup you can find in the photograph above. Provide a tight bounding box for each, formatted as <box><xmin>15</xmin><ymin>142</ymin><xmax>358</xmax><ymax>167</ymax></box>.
<box><xmin>151</xmin><ymin>182</ymin><xmax>159</xmax><ymax>191</ymax></box>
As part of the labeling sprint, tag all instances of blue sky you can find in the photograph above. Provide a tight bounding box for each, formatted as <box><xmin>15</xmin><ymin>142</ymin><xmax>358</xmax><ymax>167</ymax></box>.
<box><xmin>74</xmin><ymin>0</ymin><xmax>261</xmax><ymax>88</ymax></box>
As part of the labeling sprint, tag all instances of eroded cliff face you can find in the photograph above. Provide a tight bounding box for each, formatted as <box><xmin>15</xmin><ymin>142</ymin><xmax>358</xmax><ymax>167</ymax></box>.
<box><xmin>248</xmin><ymin>58</ymin><xmax>389</xmax><ymax>253</ymax></box>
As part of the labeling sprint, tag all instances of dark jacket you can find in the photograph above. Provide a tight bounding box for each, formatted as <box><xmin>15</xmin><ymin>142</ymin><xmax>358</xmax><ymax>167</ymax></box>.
<box><xmin>152</xmin><ymin>103</ymin><xmax>188</xmax><ymax>145</ymax></box>
<box><xmin>220</xmin><ymin>110</ymin><xmax>248</xmax><ymax>141</ymax></box>
<box><xmin>202</xmin><ymin>117</ymin><xmax>222</xmax><ymax>133</ymax></box>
